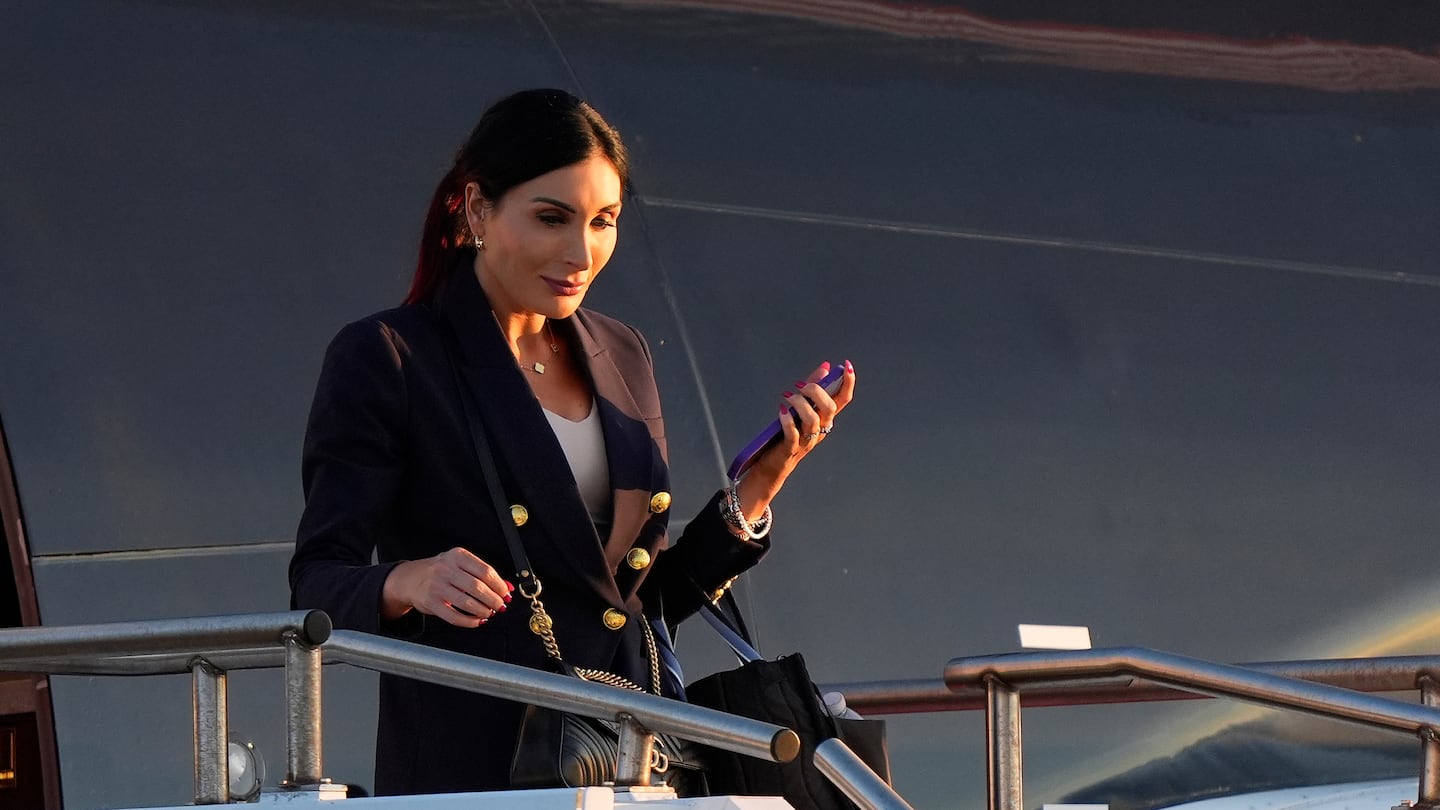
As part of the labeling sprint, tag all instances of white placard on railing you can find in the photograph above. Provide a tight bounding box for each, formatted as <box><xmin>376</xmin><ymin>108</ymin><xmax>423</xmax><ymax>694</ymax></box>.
<box><xmin>1018</xmin><ymin>624</ymin><xmax>1092</xmax><ymax>650</ymax></box>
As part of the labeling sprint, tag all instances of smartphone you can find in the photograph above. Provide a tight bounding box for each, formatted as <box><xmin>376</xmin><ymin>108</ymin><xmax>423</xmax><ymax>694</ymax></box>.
<box><xmin>726</xmin><ymin>364</ymin><xmax>846</xmax><ymax>481</ymax></box>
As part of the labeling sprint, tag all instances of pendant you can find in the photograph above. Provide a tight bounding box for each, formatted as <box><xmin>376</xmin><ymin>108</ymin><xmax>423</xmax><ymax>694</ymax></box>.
<box><xmin>531</xmin><ymin>361</ymin><xmax>546</xmax><ymax>374</ymax></box>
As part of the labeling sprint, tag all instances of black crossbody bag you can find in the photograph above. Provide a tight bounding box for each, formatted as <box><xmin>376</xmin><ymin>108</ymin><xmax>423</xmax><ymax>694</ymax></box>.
<box><xmin>435</xmin><ymin>316</ymin><xmax>703</xmax><ymax>793</ymax></box>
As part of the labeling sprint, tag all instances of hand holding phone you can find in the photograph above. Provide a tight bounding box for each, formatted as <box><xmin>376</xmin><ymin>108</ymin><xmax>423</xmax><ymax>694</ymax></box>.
<box><xmin>727</xmin><ymin>362</ymin><xmax>847</xmax><ymax>481</ymax></box>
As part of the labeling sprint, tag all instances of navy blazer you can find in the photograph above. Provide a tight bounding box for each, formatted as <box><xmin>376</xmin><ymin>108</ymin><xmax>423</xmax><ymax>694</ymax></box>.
<box><xmin>290</xmin><ymin>265</ymin><xmax>768</xmax><ymax>794</ymax></box>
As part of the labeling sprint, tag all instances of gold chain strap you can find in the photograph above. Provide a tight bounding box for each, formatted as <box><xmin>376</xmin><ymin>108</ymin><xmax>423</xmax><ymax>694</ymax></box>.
<box><xmin>521</xmin><ymin>575</ymin><xmax>661</xmax><ymax>696</ymax></box>
<box><xmin>520</xmin><ymin>577</ymin><xmax>563</xmax><ymax>661</ymax></box>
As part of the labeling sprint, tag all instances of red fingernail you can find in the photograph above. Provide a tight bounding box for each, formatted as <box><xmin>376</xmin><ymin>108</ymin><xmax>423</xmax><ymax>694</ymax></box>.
<box><xmin>499</xmin><ymin>603</ymin><xmax>508</xmax><ymax>612</ymax></box>
<box><xmin>794</xmin><ymin>381</ymin><xmax>807</xmax><ymax>388</ymax></box>
<box><xmin>782</xmin><ymin>391</ymin><xmax>794</xmax><ymax>398</ymax></box>
<box><xmin>820</xmin><ymin>361</ymin><xmax>831</xmax><ymax>371</ymax></box>
<box><xmin>780</xmin><ymin>406</ymin><xmax>790</xmax><ymax>417</ymax></box>
<box><xmin>506</xmin><ymin>581</ymin><xmax>515</xmax><ymax>592</ymax></box>
<box><xmin>845</xmin><ymin>359</ymin><xmax>854</xmax><ymax>373</ymax></box>
<box><xmin>503</xmin><ymin>594</ymin><xmax>512</xmax><ymax>604</ymax></box>
<box><xmin>479</xmin><ymin>618</ymin><xmax>489</xmax><ymax>625</ymax></box>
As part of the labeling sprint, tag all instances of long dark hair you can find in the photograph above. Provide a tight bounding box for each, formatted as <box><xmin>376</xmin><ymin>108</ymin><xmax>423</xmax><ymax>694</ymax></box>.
<box><xmin>404</xmin><ymin>88</ymin><xmax>630</xmax><ymax>305</ymax></box>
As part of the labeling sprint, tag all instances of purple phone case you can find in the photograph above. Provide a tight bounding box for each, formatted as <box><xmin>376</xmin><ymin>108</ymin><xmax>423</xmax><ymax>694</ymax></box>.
<box><xmin>726</xmin><ymin>364</ymin><xmax>846</xmax><ymax>481</ymax></box>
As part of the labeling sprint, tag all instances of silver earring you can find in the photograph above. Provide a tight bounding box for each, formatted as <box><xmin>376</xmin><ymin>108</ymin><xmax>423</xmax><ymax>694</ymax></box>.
<box><xmin>473</xmin><ymin>234</ymin><xmax>484</xmax><ymax>251</ymax></box>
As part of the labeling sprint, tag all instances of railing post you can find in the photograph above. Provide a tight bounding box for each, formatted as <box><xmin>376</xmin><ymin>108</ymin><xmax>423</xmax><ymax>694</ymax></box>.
<box><xmin>1418</xmin><ymin>675</ymin><xmax>1440</xmax><ymax>808</ymax></box>
<box><xmin>192</xmin><ymin>659</ymin><xmax>229</xmax><ymax>804</ymax></box>
<box><xmin>283</xmin><ymin>630</ymin><xmax>324</xmax><ymax>788</ymax></box>
<box><xmin>986</xmin><ymin>674</ymin><xmax>1023</xmax><ymax>810</ymax></box>
<box><xmin>614</xmin><ymin>713</ymin><xmax>655</xmax><ymax>787</ymax></box>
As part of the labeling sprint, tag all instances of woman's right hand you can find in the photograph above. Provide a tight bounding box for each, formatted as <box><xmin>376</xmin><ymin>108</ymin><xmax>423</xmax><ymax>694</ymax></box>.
<box><xmin>381</xmin><ymin>548</ymin><xmax>514</xmax><ymax>628</ymax></box>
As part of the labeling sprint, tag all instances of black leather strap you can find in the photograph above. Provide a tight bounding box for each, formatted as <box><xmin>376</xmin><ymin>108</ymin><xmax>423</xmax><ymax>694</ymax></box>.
<box><xmin>430</xmin><ymin>307</ymin><xmax>536</xmax><ymax>587</ymax></box>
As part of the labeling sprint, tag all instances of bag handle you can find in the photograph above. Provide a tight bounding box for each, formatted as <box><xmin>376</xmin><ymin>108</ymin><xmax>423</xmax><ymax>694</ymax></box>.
<box><xmin>700</xmin><ymin>592</ymin><xmax>763</xmax><ymax>663</ymax></box>
<box><xmin>699</xmin><ymin>590</ymin><xmax>859</xmax><ymax>723</ymax></box>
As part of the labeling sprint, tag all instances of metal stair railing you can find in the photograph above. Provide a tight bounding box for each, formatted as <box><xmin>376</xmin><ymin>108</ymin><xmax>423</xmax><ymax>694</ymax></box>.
<box><xmin>323</xmin><ymin>631</ymin><xmax>909</xmax><ymax>810</ymax></box>
<box><xmin>822</xmin><ymin>648</ymin><xmax>1440</xmax><ymax>810</ymax></box>
<box><xmin>946</xmin><ymin>648</ymin><xmax>1440</xmax><ymax>810</ymax></box>
<box><xmin>815</xmin><ymin>738</ymin><xmax>913</xmax><ymax>810</ymax></box>
<box><xmin>0</xmin><ymin>610</ymin><xmax>913</xmax><ymax>810</ymax></box>
<box><xmin>828</xmin><ymin>654</ymin><xmax>1440</xmax><ymax>714</ymax></box>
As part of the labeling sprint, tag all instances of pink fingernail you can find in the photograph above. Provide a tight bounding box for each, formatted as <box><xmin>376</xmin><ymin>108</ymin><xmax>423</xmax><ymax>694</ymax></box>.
<box><xmin>503</xmin><ymin>593</ymin><xmax>512</xmax><ymax>604</ymax></box>
<box><xmin>782</xmin><ymin>391</ymin><xmax>794</xmax><ymax>398</ymax></box>
<box><xmin>780</xmin><ymin>406</ymin><xmax>790</xmax><ymax>417</ymax></box>
<box><xmin>820</xmin><ymin>361</ymin><xmax>831</xmax><ymax>371</ymax></box>
<box><xmin>845</xmin><ymin>359</ymin><xmax>854</xmax><ymax>373</ymax></box>
<box><xmin>795</xmin><ymin>381</ymin><xmax>808</xmax><ymax>389</ymax></box>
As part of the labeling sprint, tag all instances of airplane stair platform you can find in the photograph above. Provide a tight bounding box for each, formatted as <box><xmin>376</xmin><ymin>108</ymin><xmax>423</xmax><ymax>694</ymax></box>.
<box><xmin>9</xmin><ymin>610</ymin><xmax>1440</xmax><ymax>810</ymax></box>
<box><xmin>137</xmin><ymin>786</ymin><xmax>795</xmax><ymax>810</ymax></box>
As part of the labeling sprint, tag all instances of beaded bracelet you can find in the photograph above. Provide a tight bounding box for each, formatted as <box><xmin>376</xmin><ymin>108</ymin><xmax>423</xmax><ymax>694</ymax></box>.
<box><xmin>720</xmin><ymin>479</ymin><xmax>772</xmax><ymax>540</ymax></box>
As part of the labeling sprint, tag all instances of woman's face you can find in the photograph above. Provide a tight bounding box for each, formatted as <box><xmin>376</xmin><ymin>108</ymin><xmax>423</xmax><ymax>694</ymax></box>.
<box><xmin>467</xmin><ymin>153</ymin><xmax>623</xmax><ymax>321</ymax></box>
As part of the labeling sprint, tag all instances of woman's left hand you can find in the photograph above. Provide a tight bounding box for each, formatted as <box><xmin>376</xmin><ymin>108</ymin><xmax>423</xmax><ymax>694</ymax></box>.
<box><xmin>735</xmin><ymin>360</ymin><xmax>856</xmax><ymax>521</ymax></box>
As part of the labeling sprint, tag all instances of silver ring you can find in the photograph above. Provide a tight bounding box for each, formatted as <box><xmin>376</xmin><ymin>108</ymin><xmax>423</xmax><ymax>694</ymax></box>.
<box><xmin>819</xmin><ymin>425</ymin><xmax>833</xmax><ymax>435</ymax></box>
<box><xmin>802</xmin><ymin>432</ymin><xmax>820</xmax><ymax>441</ymax></box>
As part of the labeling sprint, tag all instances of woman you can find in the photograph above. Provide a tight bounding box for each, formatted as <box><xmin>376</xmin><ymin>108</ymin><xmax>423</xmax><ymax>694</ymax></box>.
<box><xmin>289</xmin><ymin>88</ymin><xmax>855</xmax><ymax>795</ymax></box>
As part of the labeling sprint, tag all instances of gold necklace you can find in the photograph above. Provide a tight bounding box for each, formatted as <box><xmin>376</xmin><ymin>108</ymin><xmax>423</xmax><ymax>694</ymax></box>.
<box><xmin>524</xmin><ymin>321</ymin><xmax>560</xmax><ymax>374</ymax></box>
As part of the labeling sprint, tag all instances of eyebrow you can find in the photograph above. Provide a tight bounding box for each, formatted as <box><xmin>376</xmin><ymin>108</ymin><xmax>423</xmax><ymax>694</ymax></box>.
<box><xmin>531</xmin><ymin>196</ymin><xmax>622</xmax><ymax>214</ymax></box>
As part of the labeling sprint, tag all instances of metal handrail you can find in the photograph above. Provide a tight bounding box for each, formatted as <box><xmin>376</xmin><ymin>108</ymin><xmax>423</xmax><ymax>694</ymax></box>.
<box><xmin>0</xmin><ymin>611</ymin><xmax>328</xmax><ymax>803</ymax></box>
<box><xmin>0</xmin><ymin>610</ymin><xmax>330</xmax><ymax>670</ymax></box>
<box><xmin>814</xmin><ymin>739</ymin><xmax>915</xmax><ymax>810</ymax></box>
<box><xmin>935</xmin><ymin>647</ymin><xmax>1440</xmax><ymax>810</ymax></box>
<box><xmin>0</xmin><ymin>647</ymin><xmax>290</xmax><ymax>676</ymax></box>
<box><xmin>825</xmin><ymin>653</ymin><xmax>1440</xmax><ymax>714</ymax></box>
<box><xmin>14</xmin><ymin>616</ymin><xmax>1438</xmax><ymax>810</ymax></box>
<box><xmin>945</xmin><ymin>647</ymin><xmax>1440</xmax><ymax>733</ymax></box>
<box><xmin>324</xmin><ymin>630</ymin><xmax>800</xmax><ymax>765</ymax></box>
<box><xmin>0</xmin><ymin>612</ymin><xmax>924</xmax><ymax>808</ymax></box>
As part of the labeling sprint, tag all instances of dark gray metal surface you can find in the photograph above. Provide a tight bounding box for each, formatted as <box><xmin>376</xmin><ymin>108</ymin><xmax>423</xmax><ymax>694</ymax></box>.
<box><xmin>2</xmin><ymin>1</ymin><xmax>1438</xmax><ymax>807</ymax></box>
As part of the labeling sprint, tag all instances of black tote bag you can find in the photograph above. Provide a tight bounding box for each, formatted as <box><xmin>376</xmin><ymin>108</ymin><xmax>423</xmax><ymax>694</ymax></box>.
<box><xmin>686</xmin><ymin>595</ymin><xmax>891</xmax><ymax>809</ymax></box>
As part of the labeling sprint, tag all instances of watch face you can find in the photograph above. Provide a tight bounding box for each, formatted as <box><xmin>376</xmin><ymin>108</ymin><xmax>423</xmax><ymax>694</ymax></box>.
<box><xmin>727</xmin><ymin>364</ymin><xmax>846</xmax><ymax>481</ymax></box>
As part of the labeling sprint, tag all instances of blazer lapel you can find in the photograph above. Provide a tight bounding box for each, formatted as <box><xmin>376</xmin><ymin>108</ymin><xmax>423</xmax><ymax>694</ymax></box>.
<box><xmin>566</xmin><ymin>313</ymin><xmax>663</xmax><ymax>572</ymax></box>
<box><xmin>435</xmin><ymin>268</ymin><xmax>621</xmax><ymax>606</ymax></box>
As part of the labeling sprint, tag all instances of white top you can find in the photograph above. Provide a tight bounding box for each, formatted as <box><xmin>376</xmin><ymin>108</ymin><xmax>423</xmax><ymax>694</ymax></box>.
<box><xmin>543</xmin><ymin>402</ymin><xmax>611</xmax><ymax>523</ymax></box>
